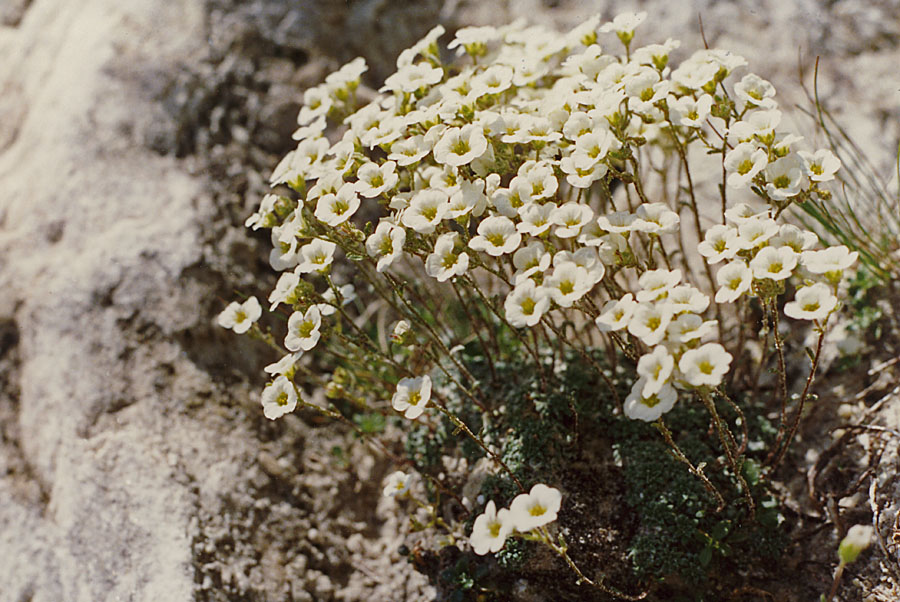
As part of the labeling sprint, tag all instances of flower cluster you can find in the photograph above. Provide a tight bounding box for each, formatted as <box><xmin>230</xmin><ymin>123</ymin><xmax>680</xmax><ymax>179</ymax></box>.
<box><xmin>221</xmin><ymin>11</ymin><xmax>858</xmax><ymax>568</ymax></box>
<box><xmin>469</xmin><ymin>484</ymin><xmax>562</xmax><ymax>555</ymax></box>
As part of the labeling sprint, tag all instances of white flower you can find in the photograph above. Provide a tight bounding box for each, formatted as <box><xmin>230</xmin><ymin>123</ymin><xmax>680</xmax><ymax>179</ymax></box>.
<box><xmin>637</xmin><ymin>268</ymin><xmax>682</xmax><ymax>303</ymax></box>
<box><xmin>669</xmin><ymin>94</ymin><xmax>713</xmax><ymax>128</ymax></box>
<box><xmin>715</xmin><ymin>260</ymin><xmax>753</xmax><ymax>303</ymax></box>
<box><xmin>733</xmin><ymin>73</ymin><xmax>777</xmax><ymax>110</ymax></box>
<box><xmin>724</xmin><ymin>202</ymin><xmax>767</xmax><ymax>225</ymax></box>
<box><xmin>749</xmin><ymin>246</ymin><xmax>798</xmax><ymax>281</ymax></box>
<box><xmin>624</xmin><ymin>380</ymin><xmax>677</xmax><ymax>422</ymax></box>
<box><xmin>554</xmin><ymin>247</ymin><xmax>605</xmax><ymax>286</ymax></box>
<box><xmin>447</xmin><ymin>179</ymin><xmax>488</xmax><ymax>219</ymax></box>
<box><xmin>314</xmin><ymin>185</ymin><xmax>361</xmax><ymax>226</ymax></box>
<box><xmin>470</xmin><ymin>65</ymin><xmax>514</xmax><ymax>98</ymax></box>
<box><xmin>595</xmin><ymin>293</ymin><xmax>636</xmax><ymax>332</ymax></box>
<box><xmin>798</xmin><ymin>149</ymin><xmax>840</xmax><ymax>182</ymax></box>
<box><xmin>633</xmin><ymin>202</ymin><xmax>680</xmax><ymax>234</ymax></box>
<box><xmin>764</xmin><ymin>155</ymin><xmax>804</xmax><ymax>201</ymax></box>
<box><xmin>628</xmin><ymin>302</ymin><xmax>674</xmax><ymax>346</ymax></box>
<box><xmin>381</xmin><ymin>63</ymin><xmax>444</xmax><ymax>93</ymax></box>
<box><xmin>217</xmin><ymin>297</ymin><xmax>262</xmax><ymax>334</ymax></box>
<box><xmin>508</xmin><ymin>484</ymin><xmax>562</xmax><ymax>532</ymax></box>
<box><xmin>637</xmin><ymin>346</ymin><xmax>675</xmax><ymax>397</ymax></box>
<box><xmin>784</xmin><ymin>283</ymin><xmax>838</xmax><ymax>321</ymax></box>
<box><xmin>600</xmin><ymin>11</ymin><xmax>647</xmax><ymax>45</ymax></box>
<box><xmin>469</xmin><ymin>215</ymin><xmax>521</xmax><ymax>256</ymax></box>
<box><xmin>392</xmin><ymin>375</ymin><xmax>432</xmax><ymax>420</ymax></box>
<box><xmin>388</xmin><ymin>135</ymin><xmax>431</xmax><ymax>167</ymax></box>
<box><xmin>516</xmin><ymin>202</ymin><xmax>557</xmax><ymax>237</ymax></box>
<box><xmin>678</xmin><ymin>343</ymin><xmax>732</xmax><ymax>387</ymax></box>
<box><xmin>433</xmin><ymin>125</ymin><xmax>488</xmax><ymax>167</ymax></box>
<box><xmin>667</xmin><ymin>313</ymin><xmax>717</xmax><ymax>343</ymax></box>
<box><xmin>261</xmin><ymin>376</ymin><xmax>298</xmax><ymax>420</ymax></box>
<box><xmin>770</xmin><ymin>224</ymin><xmax>818</xmax><ymax>253</ymax></box>
<box><xmin>800</xmin><ymin>246</ymin><xmax>858</xmax><ymax>280</ymax></box>
<box><xmin>513</xmin><ymin>241</ymin><xmax>551</xmax><ymax>284</ymax></box>
<box><xmin>402</xmin><ymin>188</ymin><xmax>450</xmax><ymax>234</ymax></box>
<box><xmin>425</xmin><ymin>232</ymin><xmax>469</xmax><ymax>282</ymax></box>
<box><xmin>667</xmin><ymin>285</ymin><xmax>710</xmax><ymax>314</ymax></box>
<box><xmin>285</xmin><ymin>306</ymin><xmax>322</xmax><ymax>352</ymax></box>
<box><xmin>724</xmin><ymin>142</ymin><xmax>768</xmax><ymax>189</ymax></box>
<box><xmin>545</xmin><ymin>262</ymin><xmax>592</xmax><ymax>308</ymax></box>
<box><xmin>735</xmin><ymin>216</ymin><xmax>779</xmax><ymax>250</ymax></box>
<box><xmin>264</xmin><ymin>352</ymin><xmax>301</xmax><ymax>377</ymax></box>
<box><xmin>505</xmin><ymin>280</ymin><xmax>551</xmax><ymax>328</ymax></box>
<box><xmin>268</xmin><ymin>272</ymin><xmax>301</xmax><ymax>311</ymax></box>
<box><xmin>470</xmin><ymin>500</ymin><xmax>514</xmax><ymax>555</ymax></box>
<box><xmin>295</xmin><ymin>238</ymin><xmax>337</xmax><ymax>274</ymax></box>
<box><xmin>560</xmin><ymin>154</ymin><xmax>608</xmax><ymax>188</ymax></box>
<box><xmin>551</xmin><ymin>202</ymin><xmax>594</xmax><ymax>239</ymax></box>
<box><xmin>383</xmin><ymin>470</ymin><xmax>413</xmax><ymax>498</ymax></box>
<box><xmin>355</xmin><ymin>161</ymin><xmax>398</xmax><ymax>198</ymax></box>
<box><xmin>596</xmin><ymin>211</ymin><xmax>637</xmax><ymax>234</ymax></box>
<box><xmin>366</xmin><ymin>221</ymin><xmax>406</xmax><ymax>272</ymax></box>
<box><xmin>573</xmin><ymin>130</ymin><xmax>617</xmax><ymax>169</ymax></box>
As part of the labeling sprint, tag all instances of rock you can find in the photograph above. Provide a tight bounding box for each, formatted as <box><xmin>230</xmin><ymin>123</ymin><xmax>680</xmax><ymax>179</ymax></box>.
<box><xmin>1</xmin><ymin>0</ymin><xmax>897</xmax><ymax>600</ymax></box>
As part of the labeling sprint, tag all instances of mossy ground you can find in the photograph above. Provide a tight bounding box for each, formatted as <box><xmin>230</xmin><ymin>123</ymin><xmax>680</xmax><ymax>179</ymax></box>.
<box><xmin>400</xmin><ymin>344</ymin><xmax>793</xmax><ymax>601</ymax></box>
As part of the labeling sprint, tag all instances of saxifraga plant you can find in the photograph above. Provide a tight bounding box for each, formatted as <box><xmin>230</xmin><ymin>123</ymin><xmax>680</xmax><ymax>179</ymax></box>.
<box><xmin>219</xmin><ymin>11</ymin><xmax>860</xmax><ymax>598</ymax></box>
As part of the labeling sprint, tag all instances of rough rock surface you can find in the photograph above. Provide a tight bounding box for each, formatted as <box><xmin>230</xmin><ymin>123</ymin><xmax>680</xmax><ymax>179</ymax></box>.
<box><xmin>0</xmin><ymin>0</ymin><xmax>898</xmax><ymax>601</ymax></box>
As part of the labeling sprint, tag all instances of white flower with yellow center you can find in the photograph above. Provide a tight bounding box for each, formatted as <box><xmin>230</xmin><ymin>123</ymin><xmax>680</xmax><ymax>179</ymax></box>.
<box><xmin>678</xmin><ymin>343</ymin><xmax>732</xmax><ymax>387</ymax></box>
<box><xmin>261</xmin><ymin>375</ymin><xmax>298</xmax><ymax>420</ymax></box>
<box><xmin>382</xmin><ymin>470</ymin><xmax>413</xmax><ymax>498</ymax></box>
<box><xmin>365</xmin><ymin>221</ymin><xmax>406</xmax><ymax>273</ymax></box>
<box><xmin>285</xmin><ymin>306</ymin><xmax>322</xmax><ymax>352</ymax></box>
<box><xmin>295</xmin><ymin>238</ymin><xmax>337</xmax><ymax>274</ymax></box>
<box><xmin>632</xmin><ymin>202</ymin><xmax>680</xmax><ymax>234</ymax></box>
<box><xmin>402</xmin><ymin>189</ymin><xmax>450</xmax><ymax>234</ymax></box>
<box><xmin>669</xmin><ymin>93</ymin><xmax>713</xmax><ymax>128</ymax></box>
<box><xmin>314</xmin><ymin>184</ymin><xmax>361</xmax><ymax>227</ymax></box>
<box><xmin>354</xmin><ymin>160</ymin><xmax>398</xmax><ymax>198</ymax></box>
<box><xmin>733</xmin><ymin>73</ymin><xmax>777</xmax><ymax>110</ymax></box>
<box><xmin>595</xmin><ymin>293</ymin><xmax>636</xmax><ymax>332</ymax></box>
<box><xmin>764</xmin><ymin>155</ymin><xmax>804</xmax><ymax>201</ymax></box>
<box><xmin>624</xmin><ymin>379</ymin><xmax>678</xmax><ymax>422</ymax></box>
<box><xmin>469</xmin><ymin>215</ymin><xmax>521</xmax><ymax>256</ymax></box>
<box><xmin>770</xmin><ymin>224</ymin><xmax>818</xmax><ymax>253</ymax></box>
<box><xmin>628</xmin><ymin>302</ymin><xmax>675</xmax><ymax>346</ymax></box>
<box><xmin>504</xmin><ymin>280</ymin><xmax>551</xmax><ymax>328</ymax></box>
<box><xmin>470</xmin><ymin>501</ymin><xmax>514</xmax><ymax>555</ymax></box>
<box><xmin>217</xmin><ymin>296</ymin><xmax>262</xmax><ymax>334</ymax></box>
<box><xmin>749</xmin><ymin>246</ymin><xmax>798</xmax><ymax>281</ymax></box>
<box><xmin>735</xmin><ymin>216</ymin><xmax>779</xmax><ymax>250</ymax></box>
<box><xmin>513</xmin><ymin>242</ymin><xmax>551</xmax><ymax>285</ymax></box>
<box><xmin>637</xmin><ymin>268</ymin><xmax>682</xmax><ymax>303</ymax></box>
<box><xmin>545</xmin><ymin>262</ymin><xmax>592</xmax><ymax>308</ymax></box>
<box><xmin>800</xmin><ymin>246</ymin><xmax>858</xmax><ymax>281</ymax></box>
<box><xmin>516</xmin><ymin>202</ymin><xmax>557</xmax><ymax>237</ymax></box>
<box><xmin>637</xmin><ymin>346</ymin><xmax>675</xmax><ymax>397</ymax></box>
<box><xmin>724</xmin><ymin>142</ymin><xmax>768</xmax><ymax>189</ymax></box>
<box><xmin>798</xmin><ymin>149</ymin><xmax>840</xmax><ymax>182</ymax></box>
<box><xmin>715</xmin><ymin>260</ymin><xmax>753</xmax><ymax>303</ymax></box>
<box><xmin>391</xmin><ymin>375</ymin><xmax>432</xmax><ymax>420</ymax></box>
<box><xmin>268</xmin><ymin>272</ymin><xmax>300</xmax><ymax>311</ymax></box>
<box><xmin>784</xmin><ymin>283</ymin><xmax>838</xmax><ymax>321</ymax></box>
<box><xmin>425</xmin><ymin>232</ymin><xmax>469</xmax><ymax>282</ymax></box>
<box><xmin>433</xmin><ymin>124</ymin><xmax>488</xmax><ymax>167</ymax></box>
<box><xmin>666</xmin><ymin>313</ymin><xmax>717</xmax><ymax>344</ymax></box>
<box><xmin>551</xmin><ymin>202</ymin><xmax>594</xmax><ymax>239</ymax></box>
<box><xmin>508</xmin><ymin>484</ymin><xmax>562</xmax><ymax>532</ymax></box>
<box><xmin>667</xmin><ymin>285</ymin><xmax>710</xmax><ymax>314</ymax></box>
